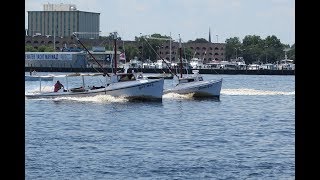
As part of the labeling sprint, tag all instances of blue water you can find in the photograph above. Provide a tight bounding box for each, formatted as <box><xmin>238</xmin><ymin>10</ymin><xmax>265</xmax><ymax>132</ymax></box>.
<box><xmin>25</xmin><ymin>72</ymin><xmax>295</xmax><ymax>179</ymax></box>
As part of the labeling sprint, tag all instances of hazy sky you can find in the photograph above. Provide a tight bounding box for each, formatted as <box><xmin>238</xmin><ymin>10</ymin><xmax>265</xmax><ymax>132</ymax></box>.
<box><xmin>25</xmin><ymin>0</ymin><xmax>295</xmax><ymax>45</ymax></box>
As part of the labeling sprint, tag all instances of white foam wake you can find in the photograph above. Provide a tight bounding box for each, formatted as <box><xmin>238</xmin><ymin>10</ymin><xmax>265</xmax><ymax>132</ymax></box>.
<box><xmin>26</xmin><ymin>94</ymin><xmax>128</xmax><ymax>103</ymax></box>
<box><xmin>163</xmin><ymin>92</ymin><xmax>195</xmax><ymax>99</ymax></box>
<box><xmin>221</xmin><ymin>88</ymin><xmax>295</xmax><ymax>96</ymax></box>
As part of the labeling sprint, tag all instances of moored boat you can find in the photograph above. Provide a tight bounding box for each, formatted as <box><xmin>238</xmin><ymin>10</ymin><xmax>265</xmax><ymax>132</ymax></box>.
<box><xmin>25</xmin><ymin>75</ymin><xmax>54</xmax><ymax>81</ymax></box>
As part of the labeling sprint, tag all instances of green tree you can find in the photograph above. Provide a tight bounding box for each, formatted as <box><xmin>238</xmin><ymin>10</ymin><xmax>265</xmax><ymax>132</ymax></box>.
<box><xmin>188</xmin><ymin>38</ymin><xmax>208</xmax><ymax>43</ymax></box>
<box><xmin>183</xmin><ymin>47</ymin><xmax>193</xmax><ymax>60</ymax></box>
<box><xmin>262</xmin><ymin>35</ymin><xmax>285</xmax><ymax>63</ymax></box>
<box><xmin>287</xmin><ymin>43</ymin><xmax>295</xmax><ymax>61</ymax></box>
<box><xmin>25</xmin><ymin>45</ymin><xmax>37</xmax><ymax>52</ymax></box>
<box><xmin>37</xmin><ymin>45</ymin><xmax>55</xmax><ymax>52</ymax></box>
<box><xmin>225</xmin><ymin>37</ymin><xmax>242</xmax><ymax>60</ymax></box>
<box><xmin>123</xmin><ymin>44</ymin><xmax>140</xmax><ymax>61</ymax></box>
<box><xmin>241</xmin><ymin>35</ymin><xmax>263</xmax><ymax>64</ymax></box>
<box><xmin>136</xmin><ymin>33</ymin><xmax>172</xmax><ymax>61</ymax></box>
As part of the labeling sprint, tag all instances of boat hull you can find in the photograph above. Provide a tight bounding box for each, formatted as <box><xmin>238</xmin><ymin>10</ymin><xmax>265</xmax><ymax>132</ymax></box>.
<box><xmin>26</xmin><ymin>78</ymin><xmax>164</xmax><ymax>101</ymax></box>
<box><xmin>164</xmin><ymin>78</ymin><xmax>222</xmax><ymax>97</ymax></box>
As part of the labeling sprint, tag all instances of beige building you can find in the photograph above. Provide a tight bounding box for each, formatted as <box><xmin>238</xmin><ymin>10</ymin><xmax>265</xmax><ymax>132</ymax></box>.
<box><xmin>27</xmin><ymin>3</ymin><xmax>100</xmax><ymax>39</ymax></box>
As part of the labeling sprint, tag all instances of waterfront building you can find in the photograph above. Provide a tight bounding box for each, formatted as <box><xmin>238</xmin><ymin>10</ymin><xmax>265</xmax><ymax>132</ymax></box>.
<box><xmin>86</xmin><ymin>46</ymin><xmax>121</xmax><ymax>68</ymax></box>
<box><xmin>25</xmin><ymin>52</ymin><xmax>87</xmax><ymax>68</ymax></box>
<box><xmin>25</xmin><ymin>36</ymin><xmax>226</xmax><ymax>62</ymax></box>
<box><xmin>27</xmin><ymin>3</ymin><xmax>100</xmax><ymax>40</ymax></box>
<box><xmin>150</xmin><ymin>41</ymin><xmax>225</xmax><ymax>63</ymax></box>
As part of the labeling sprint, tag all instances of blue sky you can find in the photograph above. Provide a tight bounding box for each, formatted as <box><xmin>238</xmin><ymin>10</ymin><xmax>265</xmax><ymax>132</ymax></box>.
<box><xmin>25</xmin><ymin>0</ymin><xmax>295</xmax><ymax>45</ymax></box>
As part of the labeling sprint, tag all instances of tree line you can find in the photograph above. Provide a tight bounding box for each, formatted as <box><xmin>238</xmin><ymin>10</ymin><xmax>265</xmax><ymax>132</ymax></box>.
<box><xmin>25</xmin><ymin>34</ymin><xmax>295</xmax><ymax>64</ymax></box>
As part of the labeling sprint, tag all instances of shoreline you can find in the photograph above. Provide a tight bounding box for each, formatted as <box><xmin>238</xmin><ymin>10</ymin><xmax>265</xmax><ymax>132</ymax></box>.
<box><xmin>25</xmin><ymin>67</ymin><xmax>295</xmax><ymax>75</ymax></box>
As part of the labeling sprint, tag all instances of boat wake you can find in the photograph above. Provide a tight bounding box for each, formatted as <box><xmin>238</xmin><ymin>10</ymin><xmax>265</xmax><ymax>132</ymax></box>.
<box><xmin>163</xmin><ymin>92</ymin><xmax>195</xmax><ymax>99</ymax></box>
<box><xmin>25</xmin><ymin>85</ymin><xmax>54</xmax><ymax>94</ymax></box>
<box><xmin>26</xmin><ymin>95</ymin><xmax>129</xmax><ymax>103</ymax></box>
<box><xmin>221</xmin><ymin>88</ymin><xmax>295</xmax><ymax>96</ymax></box>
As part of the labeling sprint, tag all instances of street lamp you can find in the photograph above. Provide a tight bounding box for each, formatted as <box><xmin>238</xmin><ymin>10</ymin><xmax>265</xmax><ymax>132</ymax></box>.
<box><xmin>216</xmin><ymin>35</ymin><xmax>218</xmax><ymax>43</ymax></box>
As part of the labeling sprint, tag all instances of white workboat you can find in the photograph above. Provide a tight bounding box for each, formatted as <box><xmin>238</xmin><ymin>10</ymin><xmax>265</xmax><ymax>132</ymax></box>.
<box><xmin>164</xmin><ymin>70</ymin><xmax>222</xmax><ymax>98</ymax></box>
<box><xmin>26</xmin><ymin>32</ymin><xmax>164</xmax><ymax>101</ymax></box>
<box><xmin>163</xmin><ymin>36</ymin><xmax>222</xmax><ymax>99</ymax></box>
<box><xmin>25</xmin><ymin>72</ymin><xmax>164</xmax><ymax>101</ymax></box>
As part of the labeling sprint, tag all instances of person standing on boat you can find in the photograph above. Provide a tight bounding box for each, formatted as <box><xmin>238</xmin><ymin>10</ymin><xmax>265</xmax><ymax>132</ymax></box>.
<box><xmin>54</xmin><ymin>80</ymin><xmax>64</xmax><ymax>92</ymax></box>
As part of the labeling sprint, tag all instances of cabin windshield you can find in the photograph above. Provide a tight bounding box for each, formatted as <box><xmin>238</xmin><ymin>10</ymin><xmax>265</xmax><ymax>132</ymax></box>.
<box><xmin>179</xmin><ymin>78</ymin><xmax>195</xmax><ymax>83</ymax></box>
<box><xmin>119</xmin><ymin>74</ymin><xmax>135</xmax><ymax>82</ymax></box>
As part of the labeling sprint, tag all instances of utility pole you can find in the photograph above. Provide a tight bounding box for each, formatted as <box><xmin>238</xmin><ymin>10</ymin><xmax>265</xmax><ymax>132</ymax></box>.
<box><xmin>53</xmin><ymin>25</ymin><xmax>57</xmax><ymax>51</ymax></box>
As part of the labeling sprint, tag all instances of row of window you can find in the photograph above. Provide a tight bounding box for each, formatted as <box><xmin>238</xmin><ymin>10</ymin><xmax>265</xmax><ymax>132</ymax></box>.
<box><xmin>29</xmin><ymin>12</ymin><xmax>79</xmax><ymax>37</ymax></box>
<box><xmin>137</xmin><ymin>45</ymin><xmax>223</xmax><ymax>50</ymax></box>
<box><xmin>158</xmin><ymin>51</ymin><xmax>223</xmax><ymax>56</ymax></box>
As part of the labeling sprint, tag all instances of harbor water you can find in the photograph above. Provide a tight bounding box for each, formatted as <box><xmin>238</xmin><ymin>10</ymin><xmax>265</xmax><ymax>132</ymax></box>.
<box><xmin>25</xmin><ymin>72</ymin><xmax>295</xmax><ymax>179</ymax></box>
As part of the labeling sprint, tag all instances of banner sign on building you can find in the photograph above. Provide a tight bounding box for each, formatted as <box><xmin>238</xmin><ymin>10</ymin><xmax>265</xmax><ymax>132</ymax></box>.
<box><xmin>25</xmin><ymin>53</ymin><xmax>73</xmax><ymax>61</ymax></box>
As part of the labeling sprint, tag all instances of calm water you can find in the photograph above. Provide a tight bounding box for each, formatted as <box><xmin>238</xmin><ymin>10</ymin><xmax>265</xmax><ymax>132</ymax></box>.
<box><xmin>25</xmin><ymin>72</ymin><xmax>295</xmax><ymax>179</ymax></box>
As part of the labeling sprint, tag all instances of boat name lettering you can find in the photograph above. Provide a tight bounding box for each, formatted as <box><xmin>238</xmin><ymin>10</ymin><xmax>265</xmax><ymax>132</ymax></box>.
<box><xmin>198</xmin><ymin>83</ymin><xmax>213</xmax><ymax>90</ymax></box>
<box><xmin>138</xmin><ymin>83</ymin><xmax>154</xmax><ymax>90</ymax></box>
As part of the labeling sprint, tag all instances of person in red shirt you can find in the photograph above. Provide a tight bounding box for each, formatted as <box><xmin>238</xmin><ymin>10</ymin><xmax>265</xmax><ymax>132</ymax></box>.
<box><xmin>54</xmin><ymin>80</ymin><xmax>64</xmax><ymax>92</ymax></box>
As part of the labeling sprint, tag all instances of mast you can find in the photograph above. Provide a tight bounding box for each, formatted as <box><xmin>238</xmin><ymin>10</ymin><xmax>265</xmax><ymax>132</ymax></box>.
<box><xmin>179</xmin><ymin>34</ymin><xmax>183</xmax><ymax>78</ymax></box>
<box><xmin>113</xmin><ymin>32</ymin><xmax>117</xmax><ymax>74</ymax></box>
<box><xmin>72</xmin><ymin>33</ymin><xmax>109</xmax><ymax>77</ymax></box>
<box><xmin>169</xmin><ymin>32</ymin><xmax>172</xmax><ymax>63</ymax></box>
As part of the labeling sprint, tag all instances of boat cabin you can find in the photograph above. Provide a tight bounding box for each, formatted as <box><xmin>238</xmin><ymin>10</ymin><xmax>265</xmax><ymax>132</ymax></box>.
<box><xmin>178</xmin><ymin>70</ymin><xmax>203</xmax><ymax>84</ymax></box>
<box><xmin>117</xmin><ymin>73</ymin><xmax>136</xmax><ymax>82</ymax></box>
